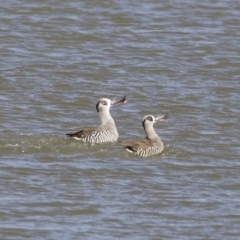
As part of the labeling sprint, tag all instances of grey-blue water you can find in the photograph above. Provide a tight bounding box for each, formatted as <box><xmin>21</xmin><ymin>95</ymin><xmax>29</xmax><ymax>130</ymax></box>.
<box><xmin>1</xmin><ymin>0</ymin><xmax>240</xmax><ymax>239</ymax></box>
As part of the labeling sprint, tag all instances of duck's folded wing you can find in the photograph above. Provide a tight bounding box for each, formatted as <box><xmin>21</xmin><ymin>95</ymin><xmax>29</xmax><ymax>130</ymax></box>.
<box><xmin>121</xmin><ymin>139</ymin><xmax>152</xmax><ymax>152</ymax></box>
<box><xmin>66</xmin><ymin>128</ymin><xmax>99</xmax><ymax>138</ymax></box>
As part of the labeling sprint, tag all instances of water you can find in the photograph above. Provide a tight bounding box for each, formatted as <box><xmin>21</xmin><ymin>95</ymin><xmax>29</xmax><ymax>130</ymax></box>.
<box><xmin>1</xmin><ymin>0</ymin><xmax>240</xmax><ymax>239</ymax></box>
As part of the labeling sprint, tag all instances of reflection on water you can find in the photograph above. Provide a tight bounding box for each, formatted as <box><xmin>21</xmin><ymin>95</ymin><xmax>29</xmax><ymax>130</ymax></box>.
<box><xmin>1</xmin><ymin>0</ymin><xmax>240</xmax><ymax>239</ymax></box>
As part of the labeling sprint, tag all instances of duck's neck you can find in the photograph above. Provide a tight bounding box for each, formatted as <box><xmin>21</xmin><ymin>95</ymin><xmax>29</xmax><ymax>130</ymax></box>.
<box><xmin>144</xmin><ymin>124</ymin><xmax>161</xmax><ymax>142</ymax></box>
<box><xmin>99</xmin><ymin>109</ymin><xmax>116</xmax><ymax>128</ymax></box>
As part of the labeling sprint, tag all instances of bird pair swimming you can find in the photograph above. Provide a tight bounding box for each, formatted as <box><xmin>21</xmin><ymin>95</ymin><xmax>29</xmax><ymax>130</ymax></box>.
<box><xmin>66</xmin><ymin>96</ymin><xmax>169</xmax><ymax>157</ymax></box>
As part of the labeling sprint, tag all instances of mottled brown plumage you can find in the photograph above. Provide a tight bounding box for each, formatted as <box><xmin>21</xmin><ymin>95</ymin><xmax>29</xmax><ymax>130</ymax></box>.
<box><xmin>66</xmin><ymin>128</ymin><xmax>100</xmax><ymax>139</ymax></box>
<box><xmin>122</xmin><ymin>139</ymin><xmax>154</xmax><ymax>151</ymax></box>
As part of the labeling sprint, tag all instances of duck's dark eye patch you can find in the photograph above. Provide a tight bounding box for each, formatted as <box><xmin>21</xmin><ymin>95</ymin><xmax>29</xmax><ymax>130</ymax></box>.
<box><xmin>96</xmin><ymin>102</ymin><xmax>100</xmax><ymax>112</ymax></box>
<box><xmin>147</xmin><ymin>116</ymin><xmax>153</xmax><ymax>121</ymax></box>
<box><xmin>101</xmin><ymin>100</ymin><xmax>107</xmax><ymax>105</ymax></box>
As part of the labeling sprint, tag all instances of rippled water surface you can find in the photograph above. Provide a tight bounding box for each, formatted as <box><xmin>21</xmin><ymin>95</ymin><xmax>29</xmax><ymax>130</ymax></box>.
<box><xmin>1</xmin><ymin>0</ymin><xmax>240</xmax><ymax>239</ymax></box>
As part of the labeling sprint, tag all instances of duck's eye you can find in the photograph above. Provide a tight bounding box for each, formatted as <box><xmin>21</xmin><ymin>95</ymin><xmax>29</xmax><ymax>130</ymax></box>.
<box><xmin>147</xmin><ymin>116</ymin><xmax>153</xmax><ymax>121</ymax></box>
<box><xmin>101</xmin><ymin>100</ymin><xmax>107</xmax><ymax>105</ymax></box>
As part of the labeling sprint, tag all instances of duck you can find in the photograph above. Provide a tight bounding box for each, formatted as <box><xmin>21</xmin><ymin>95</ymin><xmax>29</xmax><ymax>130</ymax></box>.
<box><xmin>121</xmin><ymin>114</ymin><xmax>169</xmax><ymax>157</ymax></box>
<box><xmin>66</xmin><ymin>96</ymin><xmax>127</xmax><ymax>144</ymax></box>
